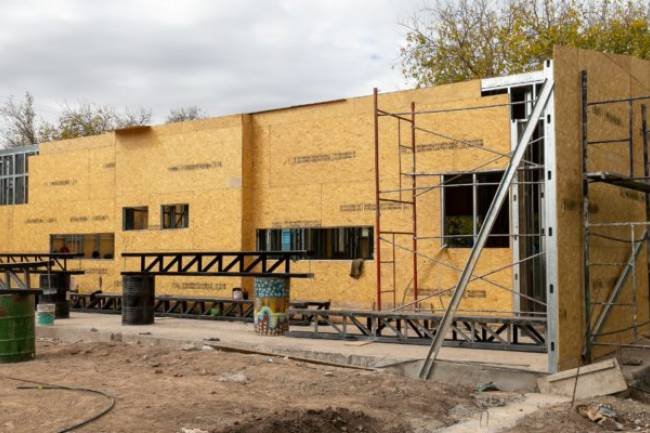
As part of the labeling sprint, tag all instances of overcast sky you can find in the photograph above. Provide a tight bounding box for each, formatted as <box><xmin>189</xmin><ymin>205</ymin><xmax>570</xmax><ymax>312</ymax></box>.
<box><xmin>0</xmin><ymin>0</ymin><xmax>421</xmax><ymax>124</ymax></box>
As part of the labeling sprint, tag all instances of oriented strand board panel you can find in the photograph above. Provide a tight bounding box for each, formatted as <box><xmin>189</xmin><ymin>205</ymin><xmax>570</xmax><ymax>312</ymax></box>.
<box><xmin>554</xmin><ymin>46</ymin><xmax>650</xmax><ymax>370</ymax></box>
<box><xmin>2</xmin><ymin>79</ymin><xmax>516</xmax><ymax>313</ymax></box>
<box><xmin>248</xmin><ymin>82</ymin><xmax>514</xmax><ymax>312</ymax></box>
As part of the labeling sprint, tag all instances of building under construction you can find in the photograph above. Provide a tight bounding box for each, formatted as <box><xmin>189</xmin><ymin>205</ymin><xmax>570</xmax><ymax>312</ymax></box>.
<box><xmin>1</xmin><ymin>46</ymin><xmax>649</xmax><ymax>374</ymax></box>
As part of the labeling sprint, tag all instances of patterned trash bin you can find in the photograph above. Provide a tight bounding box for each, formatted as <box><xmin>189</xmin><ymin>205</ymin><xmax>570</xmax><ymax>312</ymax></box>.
<box><xmin>254</xmin><ymin>277</ymin><xmax>290</xmax><ymax>336</ymax></box>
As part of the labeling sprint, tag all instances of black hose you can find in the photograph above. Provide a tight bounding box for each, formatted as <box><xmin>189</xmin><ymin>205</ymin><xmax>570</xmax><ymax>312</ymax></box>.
<box><xmin>1</xmin><ymin>374</ymin><xmax>115</xmax><ymax>433</ymax></box>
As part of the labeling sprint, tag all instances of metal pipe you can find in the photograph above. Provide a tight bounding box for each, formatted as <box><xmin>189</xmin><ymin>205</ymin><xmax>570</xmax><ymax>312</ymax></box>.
<box><xmin>386</xmin><ymin>98</ymin><xmax>540</xmax><ymax>116</ymax></box>
<box><xmin>629</xmin><ymin>99</ymin><xmax>634</xmax><ymax>177</ymax></box>
<box><xmin>632</xmin><ymin>226</ymin><xmax>638</xmax><ymax>340</ymax></box>
<box><xmin>373</xmin><ymin>87</ymin><xmax>382</xmax><ymax>311</ymax></box>
<box><xmin>411</xmin><ymin>101</ymin><xmax>418</xmax><ymax>302</ymax></box>
<box><xmin>587</xmin><ymin>94</ymin><xmax>650</xmax><ymax>106</ymax></box>
<box><xmin>642</xmin><ymin>104</ymin><xmax>650</xmax><ymax>304</ymax></box>
<box><xmin>581</xmin><ymin>70</ymin><xmax>592</xmax><ymax>363</ymax></box>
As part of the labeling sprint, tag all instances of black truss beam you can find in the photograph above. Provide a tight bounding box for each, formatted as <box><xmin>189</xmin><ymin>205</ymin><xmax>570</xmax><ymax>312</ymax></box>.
<box><xmin>121</xmin><ymin>251</ymin><xmax>312</xmax><ymax>278</ymax></box>
<box><xmin>69</xmin><ymin>292</ymin><xmax>330</xmax><ymax>324</ymax></box>
<box><xmin>0</xmin><ymin>253</ymin><xmax>84</xmax><ymax>274</ymax></box>
<box><xmin>286</xmin><ymin>309</ymin><xmax>548</xmax><ymax>353</ymax></box>
<box><xmin>0</xmin><ymin>260</ymin><xmax>53</xmax><ymax>271</ymax></box>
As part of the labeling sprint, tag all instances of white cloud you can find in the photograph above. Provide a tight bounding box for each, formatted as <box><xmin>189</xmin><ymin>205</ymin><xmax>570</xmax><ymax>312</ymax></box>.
<box><xmin>0</xmin><ymin>0</ymin><xmax>419</xmax><ymax>123</ymax></box>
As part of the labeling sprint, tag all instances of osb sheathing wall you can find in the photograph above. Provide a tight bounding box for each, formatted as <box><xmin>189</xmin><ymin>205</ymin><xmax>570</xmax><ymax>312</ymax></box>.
<box><xmin>0</xmin><ymin>79</ymin><xmax>516</xmax><ymax>312</ymax></box>
<box><xmin>554</xmin><ymin>46</ymin><xmax>650</xmax><ymax>370</ymax></box>
<box><xmin>248</xmin><ymin>83</ymin><xmax>513</xmax><ymax>311</ymax></box>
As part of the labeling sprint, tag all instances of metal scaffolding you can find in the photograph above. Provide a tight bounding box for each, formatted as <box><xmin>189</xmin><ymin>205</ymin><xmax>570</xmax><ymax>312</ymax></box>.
<box><xmin>373</xmin><ymin>62</ymin><xmax>558</xmax><ymax>373</ymax></box>
<box><xmin>581</xmin><ymin>71</ymin><xmax>650</xmax><ymax>362</ymax></box>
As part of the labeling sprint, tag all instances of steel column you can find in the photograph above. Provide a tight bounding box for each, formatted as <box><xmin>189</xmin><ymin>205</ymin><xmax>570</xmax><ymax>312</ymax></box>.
<box><xmin>581</xmin><ymin>70</ymin><xmax>592</xmax><ymax>363</ymax></box>
<box><xmin>373</xmin><ymin>87</ymin><xmax>382</xmax><ymax>310</ymax></box>
<box><xmin>410</xmin><ymin>101</ymin><xmax>418</xmax><ymax>303</ymax></box>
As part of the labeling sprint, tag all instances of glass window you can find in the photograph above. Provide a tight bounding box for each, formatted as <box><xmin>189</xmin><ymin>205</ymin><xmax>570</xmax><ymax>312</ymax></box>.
<box><xmin>442</xmin><ymin>171</ymin><xmax>510</xmax><ymax>248</ymax></box>
<box><xmin>50</xmin><ymin>233</ymin><xmax>115</xmax><ymax>259</ymax></box>
<box><xmin>123</xmin><ymin>206</ymin><xmax>149</xmax><ymax>230</ymax></box>
<box><xmin>161</xmin><ymin>204</ymin><xmax>189</xmax><ymax>229</ymax></box>
<box><xmin>256</xmin><ymin>226</ymin><xmax>374</xmax><ymax>260</ymax></box>
<box><xmin>0</xmin><ymin>148</ymin><xmax>37</xmax><ymax>206</ymax></box>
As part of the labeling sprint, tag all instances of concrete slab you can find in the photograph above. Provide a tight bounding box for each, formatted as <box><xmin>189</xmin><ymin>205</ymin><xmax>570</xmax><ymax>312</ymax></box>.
<box><xmin>437</xmin><ymin>393</ymin><xmax>570</xmax><ymax>433</ymax></box>
<box><xmin>37</xmin><ymin>313</ymin><xmax>549</xmax><ymax>392</ymax></box>
<box><xmin>537</xmin><ymin>358</ymin><xmax>628</xmax><ymax>399</ymax></box>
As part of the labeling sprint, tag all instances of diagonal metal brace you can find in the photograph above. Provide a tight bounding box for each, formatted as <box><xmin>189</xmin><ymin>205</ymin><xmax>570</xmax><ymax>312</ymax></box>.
<box><xmin>419</xmin><ymin>78</ymin><xmax>554</xmax><ymax>380</ymax></box>
<box><xmin>589</xmin><ymin>230</ymin><xmax>646</xmax><ymax>343</ymax></box>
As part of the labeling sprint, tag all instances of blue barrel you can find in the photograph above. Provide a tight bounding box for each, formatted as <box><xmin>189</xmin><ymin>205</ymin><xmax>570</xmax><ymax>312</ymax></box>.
<box><xmin>254</xmin><ymin>277</ymin><xmax>290</xmax><ymax>336</ymax></box>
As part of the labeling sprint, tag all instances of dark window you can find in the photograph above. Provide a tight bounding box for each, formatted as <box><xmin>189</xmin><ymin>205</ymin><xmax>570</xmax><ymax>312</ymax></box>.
<box><xmin>511</xmin><ymin>85</ymin><xmax>534</xmax><ymax>120</ymax></box>
<box><xmin>162</xmin><ymin>204</ymin><xmax>189</xmax><ymax>229</ymax></box>
<box><xmin>442</xmin><ymin>171</ymin><xmax>509</xmax><ymax>248</ymax></box>
<box><xmin>256</xmin><ymin>226</ymin><xmax>373</xmax><ymax>260</ymax></box>
<box><xmin>50</xmin><ymin>233</ymin><xmax>115</xmax><ymax>259</ymax></box>
<box><xmin>0</xmin><ymin>148</ymin><xmax>36</xmax><ymax>206</ymax></box>
<box><xmin>123</xmin><ymin>206</ymin><xmax>148</xmax><ymax>230</ymax></box>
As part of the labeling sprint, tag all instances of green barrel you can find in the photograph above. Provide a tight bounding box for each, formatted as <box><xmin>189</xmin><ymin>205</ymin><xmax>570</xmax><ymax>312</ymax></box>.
<box><xmin>0</xmin><ymin>290</ymin><xmax>38</xmax><ymax>363</ymax></box>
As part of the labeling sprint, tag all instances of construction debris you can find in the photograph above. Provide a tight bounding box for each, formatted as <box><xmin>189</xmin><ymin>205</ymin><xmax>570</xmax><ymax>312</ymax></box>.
<box><xmin>217</xmin><ymin>372</ymin><xmax>249</xmax><ymax>384</ymax></box>
<box><xmin>576</xmin><ymin>403</ymin><xmax>623</xmax><ymax>431</ymax></box>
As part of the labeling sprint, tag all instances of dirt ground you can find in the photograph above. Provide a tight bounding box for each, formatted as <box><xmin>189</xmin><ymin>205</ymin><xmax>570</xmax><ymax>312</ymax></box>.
<box><xmin>504</xmin><ymin>395</ymin><xmax>650</xmax><ymax>433</ymax></box>
<box><xmin>0</xmin><ymin>338</ymin><xmax>485</xmax><ymax>433</ymax></box>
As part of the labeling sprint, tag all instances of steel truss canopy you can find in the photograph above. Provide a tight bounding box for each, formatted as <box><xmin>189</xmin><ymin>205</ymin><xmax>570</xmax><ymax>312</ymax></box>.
<box><xmin>0</xmin><ymin>253</ymin><xmax>84</xmax><ymax>274</ymax></box>
<box><xmin>121</xmin><ymin>251</ymin><xmax>313</xmax><ymax>278</ymax></box>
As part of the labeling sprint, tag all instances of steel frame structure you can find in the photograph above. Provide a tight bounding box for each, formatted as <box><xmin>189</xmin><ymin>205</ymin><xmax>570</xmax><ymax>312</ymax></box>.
<box><xmin>581</xmin><ymin>71</ymin><xmax>650</xmax><ymax>362</ymax></box>
<box><xmin>287</xmin><ymin>309</ymin><xmax>547</xmax><ymax>352</ymax></box>
<box><xmin>373</xmin><ymin>61</ymin><xmax>559</xmax><ymax>373</ymax></box>
<box><xmin>69</xmin><ymin>291</ymin><xmax>330</xmax><ymax>324</ymax></box>
<box><xmin>0</xmin><ymin>253</ymin><xmax>83</xmax><ymax>274</ymax></box>
<box><xmin>0</xmin><ymin>253</ymin><xmax>84</xmax><ymax>290</ymax></box>
<box><xmin>121</xmin><ymin>251</ymin><xmax>312</xmax><ymax>278</ymax></box>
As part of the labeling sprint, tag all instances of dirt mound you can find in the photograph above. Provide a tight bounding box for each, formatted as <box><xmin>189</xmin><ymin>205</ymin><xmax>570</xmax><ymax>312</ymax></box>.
<box><xmin>213</xmin><ymin>407</ymin><xmax>410</xmax><ymax>433</ymax></box>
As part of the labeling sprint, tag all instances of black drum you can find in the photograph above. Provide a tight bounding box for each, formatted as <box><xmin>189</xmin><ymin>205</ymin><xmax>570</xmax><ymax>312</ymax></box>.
<box><xmin>122</xmin><ymin>275</ymin><xmax>155</xmax><ymax>325</ymax></box>
<box><xmin>39</xmin><ymin>273</ymin><xmax>70</xmax><ymax>319</ymax></box>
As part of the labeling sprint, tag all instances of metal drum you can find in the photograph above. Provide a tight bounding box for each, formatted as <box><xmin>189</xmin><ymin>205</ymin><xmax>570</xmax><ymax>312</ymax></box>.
<box><xmin>39</xmin><ymin>273</ymin><xmax>70</xmax><ymax>319</ymax></box>
<box><xmin>0</xmin><ymin>290</ymin><xmax>39</xmax><ymax>363</ymax></box>
<box><xmin>254</xmin><ymin>277</ymin><xmax>290</xmax><ymax>336</ymax></box>
<box><xmin>122</xmin><ymin>275</ymin><xmax>155</xmax><ymax>325</ymax></box>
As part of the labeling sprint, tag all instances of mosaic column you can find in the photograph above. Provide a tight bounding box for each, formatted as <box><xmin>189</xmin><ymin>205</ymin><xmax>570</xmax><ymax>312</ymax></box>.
<box><xmin>254</xmin><ymin>277</ymin><xmax>290</xmax><ymax>336</ymax></box>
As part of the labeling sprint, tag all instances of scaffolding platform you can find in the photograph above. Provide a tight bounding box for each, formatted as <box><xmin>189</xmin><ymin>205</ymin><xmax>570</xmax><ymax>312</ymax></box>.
<box><xmin>586</xmin><ymin>171</ymin><xmax>650</xmax><ymax>193</ymax></box>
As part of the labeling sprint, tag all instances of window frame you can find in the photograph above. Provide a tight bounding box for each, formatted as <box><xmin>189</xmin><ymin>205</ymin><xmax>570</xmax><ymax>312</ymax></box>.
<box><xmin>0</xmin><ymin>146</ymin><xmax>37</xmax><ymax>206</ymax></box>
<box><xmin>441</xmin><ymin>170</ymin><xmax>510</xmax><ymax>249</ymax></box>
<box><xmin>161</xmin><ymin>203</ymin><xmax>189</xmax><ymax>230</ymax></box>
<box><xmin>49</xmin><ymin>233</ymin><xmax>115</xmax><ymax>260</ymax></box>
<box><xmin>256</xmin><ymin>226</ymin><xmax>374</xmax><ymax>261</ymax></box>
<box><xmin>122</xmin><ymin>206</ymin><xmax>149</xmax><ymax>231</ymax></box>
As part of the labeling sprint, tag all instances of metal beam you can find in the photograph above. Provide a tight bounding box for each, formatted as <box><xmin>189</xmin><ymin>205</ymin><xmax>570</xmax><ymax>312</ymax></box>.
<box><xmin>582</xmin><ymin>70</ymin><xmax>592</xmax><ymax>362</ymax></box>
<box><xmin>418</xmin><ymin>78</ymin><xmax>554</xmax><ymax>380</ymax></box>
<box><xmin>121</xmin><ymin>251</ymin><xmax>312</xmax><ymax>278</ymax></box>
<box><xmin>590</xmin><ymin>231</ymin><xmax>646</xmax><ymax>341</ymax></box>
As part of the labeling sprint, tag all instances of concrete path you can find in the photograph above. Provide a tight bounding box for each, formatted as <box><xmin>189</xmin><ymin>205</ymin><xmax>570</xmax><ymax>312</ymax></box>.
<box><xmin>37</xmin><ymin>312</ymin><xmax>548</xmax><ymax>391</ymax></box>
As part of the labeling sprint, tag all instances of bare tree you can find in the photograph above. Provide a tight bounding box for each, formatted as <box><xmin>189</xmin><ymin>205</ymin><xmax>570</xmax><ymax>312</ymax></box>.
<box><xmin>39</xmin><ymin>103</ymin><xmax>152</xmax><ymax>141</ymax></box>
<box><xmin>0</xmin><ymin>92</ymin><xmax>39</xmax><ymax>147</ymax></box>
<box><xmin>115</xmin><ymin>107</ymin><xmax>153</xmax><ymax>129</ymax></box>
<box><xmin>166</xmin><ymin>106</ymin><xmax>206</xmax><ymax>123</ymax></box>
